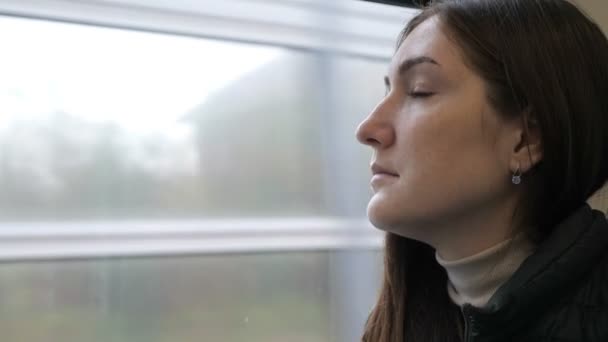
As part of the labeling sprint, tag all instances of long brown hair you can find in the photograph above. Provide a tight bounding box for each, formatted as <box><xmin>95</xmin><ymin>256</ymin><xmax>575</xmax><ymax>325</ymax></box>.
<box><xmin>362</xmin><ymin>1</ymin><xmax>608</xmax><ymax>341</ymax></box>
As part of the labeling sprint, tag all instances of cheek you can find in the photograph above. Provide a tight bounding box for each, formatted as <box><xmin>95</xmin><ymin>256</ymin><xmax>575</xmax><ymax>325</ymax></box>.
<box><xmin>409</xmin><ymin>106</ymin><xmax>502</xmax><ymax>192</ymax></box>
<box><xmin>399</xmin><ymin>104</ymin><xmax>467</xmax><ymax>180</ymax></box>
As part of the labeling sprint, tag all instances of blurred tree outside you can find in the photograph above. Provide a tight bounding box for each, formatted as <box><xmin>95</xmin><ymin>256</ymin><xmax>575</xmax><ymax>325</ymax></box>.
<box><xmin>0</xmin><ymin>53</ymin><xmax>325</xmax><ymax>220</ymax></box>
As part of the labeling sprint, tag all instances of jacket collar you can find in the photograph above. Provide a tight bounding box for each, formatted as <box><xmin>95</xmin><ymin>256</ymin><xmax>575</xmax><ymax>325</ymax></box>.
<box><xmin>468</xmin><ymin>204</ymin><xmax>608</xmax><ymax>334</ymax></box>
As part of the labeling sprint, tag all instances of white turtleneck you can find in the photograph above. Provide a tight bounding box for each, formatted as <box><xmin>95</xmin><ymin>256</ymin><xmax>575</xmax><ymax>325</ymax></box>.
<box><xmin>435</xmin><ymin>233</ymin><xmax>536</xmax><ymax>308</ymax></box>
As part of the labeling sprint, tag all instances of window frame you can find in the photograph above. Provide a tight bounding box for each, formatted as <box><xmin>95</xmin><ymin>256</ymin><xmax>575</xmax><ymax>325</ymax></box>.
<box><xmin>0</xmin><ymin>219</ymin><xmax>382</xmax><ymax>261</ymax></box>
<box><xmin>0</xmin><ymin>0</ymin><xmax>415</xmax><ymax>58</ymax></box>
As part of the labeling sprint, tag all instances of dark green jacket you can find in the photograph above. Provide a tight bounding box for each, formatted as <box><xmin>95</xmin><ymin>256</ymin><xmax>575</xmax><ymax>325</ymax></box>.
<box><xmin>462</xmin><ymin>204</ymin><xmax>608</xmax><ymax>342</ymax></box>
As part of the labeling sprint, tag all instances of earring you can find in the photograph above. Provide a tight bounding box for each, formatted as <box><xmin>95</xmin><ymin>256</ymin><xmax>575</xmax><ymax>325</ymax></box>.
<box><xmin>512</xmin><ymin>165</ymin><xmax>522</xmax><ymax>185</ymax></box>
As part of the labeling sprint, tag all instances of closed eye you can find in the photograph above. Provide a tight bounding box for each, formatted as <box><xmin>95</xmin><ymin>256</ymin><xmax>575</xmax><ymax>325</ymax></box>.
<box><xmin>384</xmin><ymin>76</ymin><xmax>390</xmax><ymax>96</ymax></box>
<box><xmin>408</xmin><ymin>91</ymin><xmax>434</xmax><ymax>98</ymax></box>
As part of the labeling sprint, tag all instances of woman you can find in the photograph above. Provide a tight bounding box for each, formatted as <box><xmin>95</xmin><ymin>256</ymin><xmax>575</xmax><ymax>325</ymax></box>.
<box><xmin>355</xmin><ymin>0</ymin><xmax>608</xmax><ymax>341</ymax></box>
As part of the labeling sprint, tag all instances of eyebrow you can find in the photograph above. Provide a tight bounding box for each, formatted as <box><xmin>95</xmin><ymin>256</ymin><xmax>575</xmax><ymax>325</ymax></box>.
<box><xmin>384</xmin><ymin>56</ymin><xmax>440</xmax><ymax>87</ymax></box>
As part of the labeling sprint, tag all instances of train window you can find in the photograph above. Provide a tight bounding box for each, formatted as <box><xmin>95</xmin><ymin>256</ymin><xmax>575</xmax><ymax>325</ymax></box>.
<box><xmin>0</xmin><ymin>0</ymin><xmax>413</xmax><ymax>341</ymax></box>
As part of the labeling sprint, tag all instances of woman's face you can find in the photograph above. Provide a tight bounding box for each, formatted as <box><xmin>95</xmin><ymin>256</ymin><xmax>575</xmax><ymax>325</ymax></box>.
<box><xmin>356</xmin><ymin>17</ymin><xmax>520</xmax><ymax>237</ymax></box>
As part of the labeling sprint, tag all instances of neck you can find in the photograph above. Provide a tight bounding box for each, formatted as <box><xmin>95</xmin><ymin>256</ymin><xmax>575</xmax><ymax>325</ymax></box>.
<box><xmin>413</xmin><ymin>194</ymin><xmax>521</xmax><ymax>261</ymax></box>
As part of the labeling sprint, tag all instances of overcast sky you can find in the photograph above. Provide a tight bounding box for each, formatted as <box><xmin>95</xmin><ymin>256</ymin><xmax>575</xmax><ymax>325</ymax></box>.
<box><xmin>0</xmin><ymin>16</ymin><xmax>283</xmax><ymax>137</ymax></box>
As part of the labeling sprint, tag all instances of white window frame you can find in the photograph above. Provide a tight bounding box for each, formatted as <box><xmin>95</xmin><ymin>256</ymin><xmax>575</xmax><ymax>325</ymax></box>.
<box><xmin>0</xmin><ymin>219</ymin><xmax>383</xmax><ymax>260</ymax></box>
<box><xmin>0</xmin><ymin>0</ymin><xmax>416</xmax><ymax>58</ymax></box>
<box><xmin>0</xmin><ymin>0</ymin><xmax>413</xmax><ymax>260</ymax></box>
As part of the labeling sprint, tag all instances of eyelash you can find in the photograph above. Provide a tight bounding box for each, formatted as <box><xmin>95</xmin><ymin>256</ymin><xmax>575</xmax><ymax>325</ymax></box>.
<box><xmin>408</xmin><ymin>91</ymin><xmax>434</xmax><ymax>98</ymax></box>
<box><xmin>384</xmin><ymin>87</ymin><xmax>434</xmax><ymax>99</ymax></box>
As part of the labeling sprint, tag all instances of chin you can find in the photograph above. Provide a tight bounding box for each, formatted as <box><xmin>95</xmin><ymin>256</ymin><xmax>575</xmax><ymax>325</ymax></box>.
<box><xmin>366</xmin><ymin>194</ymin><xmax>406</xmax><ymax>232</ymax></box>
<box><xmin>366</xmin><ymin>192</ymin><xmax>433</xmax><ymax>240</ymax></box>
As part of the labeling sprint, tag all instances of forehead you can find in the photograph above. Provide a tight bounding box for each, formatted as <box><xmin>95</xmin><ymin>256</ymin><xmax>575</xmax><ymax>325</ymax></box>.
<box><xmin>389</xmin><ymin>16</ymin><xmax>466</xmax><ymax>77</ymax></box>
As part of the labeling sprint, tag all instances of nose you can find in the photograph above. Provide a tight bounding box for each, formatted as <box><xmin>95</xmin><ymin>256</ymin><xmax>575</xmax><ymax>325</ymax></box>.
<box><xmin>355</xmin><ymin>101</ymin><xmax>396</xmax><ymax>149</ymax></box>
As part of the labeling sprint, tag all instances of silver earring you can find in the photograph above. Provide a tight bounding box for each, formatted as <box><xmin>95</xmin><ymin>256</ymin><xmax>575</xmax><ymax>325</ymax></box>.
<box><xmin>512</xmin><ymin>166</ymin><xmax>522</xmax><ymax>185</ymax></box>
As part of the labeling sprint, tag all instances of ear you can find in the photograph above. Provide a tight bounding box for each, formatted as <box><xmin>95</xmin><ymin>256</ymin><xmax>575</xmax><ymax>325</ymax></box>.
<box><xmin>509</xmin><ymin>115</ymin><xmax>543</xmax><ymax>174</ymax></box>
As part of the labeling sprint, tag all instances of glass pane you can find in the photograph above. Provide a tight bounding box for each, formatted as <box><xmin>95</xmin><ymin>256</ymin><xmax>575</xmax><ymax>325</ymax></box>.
<box><xmin>0</xmin><ymin>16</ymin><xmax>325</xmax><ymax>220</ymax></box>
<box><xmin>0</xmin><ymin>251</ymin><xmax>384</xmax><ymax>342</ymax></box>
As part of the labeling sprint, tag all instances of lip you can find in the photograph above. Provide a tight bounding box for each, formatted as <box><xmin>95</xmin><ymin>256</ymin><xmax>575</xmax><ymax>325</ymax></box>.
<box><xmin>370</xmin><ymin>163</ymin><xmax>399</xmax><ymax>177</ymax></box>
<box><xmin>370</xmin><ymin>163</ymin><xmax>399</xmax><ymax>190</ymax></box>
